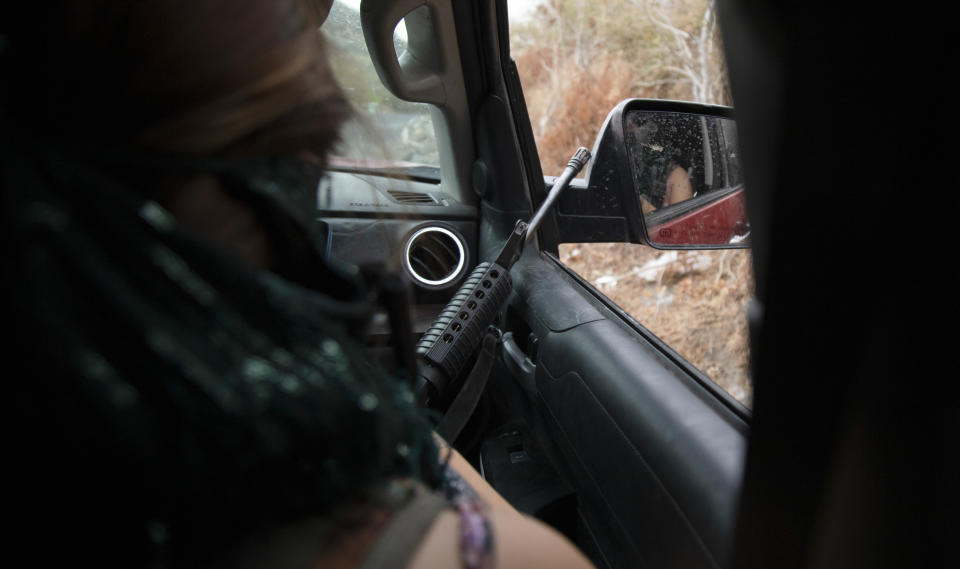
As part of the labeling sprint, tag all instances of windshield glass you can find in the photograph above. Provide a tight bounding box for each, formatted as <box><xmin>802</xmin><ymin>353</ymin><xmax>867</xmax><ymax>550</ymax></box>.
<box><xmin>321</xmin><ymin>0</ymin><xmax>440</xmax><ymax>168</ymax></box>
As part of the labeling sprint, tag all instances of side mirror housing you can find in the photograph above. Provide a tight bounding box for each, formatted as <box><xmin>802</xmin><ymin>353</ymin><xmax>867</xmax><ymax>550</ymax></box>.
<box><xmin>555</xmin><ymin>99</ymin><xmax>749</xmax><ymax>249</ymax></box>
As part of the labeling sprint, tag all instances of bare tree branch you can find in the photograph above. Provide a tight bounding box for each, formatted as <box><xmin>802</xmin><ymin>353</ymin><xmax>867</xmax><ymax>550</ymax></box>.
<box><xmin>632</xmin><ymin>0</ymin><xmax>723</xmax><ymax>103</ymax></box>
<box><xmin>642</xmin><ymin>0</ymin><xmax>692</xmax><ymax>40</ymax></box>
<box><xmin>664</xmin><ymin>65</ymin><xmax>700</xmax><ymax>85</ymax></box>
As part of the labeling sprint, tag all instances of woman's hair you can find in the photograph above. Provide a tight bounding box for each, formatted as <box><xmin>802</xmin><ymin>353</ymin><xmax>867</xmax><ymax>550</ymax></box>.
<box><xmin>2</xmin><ymin>1</ymin><xmax>443</xmax><ymax>567</ymax></box>
<box><xmin>5</xmin><ymin>0</ymin><xmax>347</xmax><ymax>157</ymax></box>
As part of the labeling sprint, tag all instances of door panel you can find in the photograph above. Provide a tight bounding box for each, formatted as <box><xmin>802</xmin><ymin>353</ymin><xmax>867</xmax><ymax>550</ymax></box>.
<box><xmin>506</xmin><ymin>249</ymin><xmax>748</xmax><ymax>569</ymax></box>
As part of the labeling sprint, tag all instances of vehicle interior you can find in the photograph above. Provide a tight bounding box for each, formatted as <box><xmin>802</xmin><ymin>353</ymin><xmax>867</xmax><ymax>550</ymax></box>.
<box><xmin>319</xmin><ymin>1</ymin><xmax>954</xmax><ymax>568</ymax></box>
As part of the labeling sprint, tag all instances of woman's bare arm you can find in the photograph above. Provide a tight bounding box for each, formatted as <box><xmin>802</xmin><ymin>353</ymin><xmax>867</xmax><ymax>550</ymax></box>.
<box><xmin>408</xmin><ymin>509</ymin><xmax>597</xmax><ymax>569</ymax></box>
<box><xmin>433</xmin><ymin>433</ymin><xmax>517</xmax><ymax>514</ymax></box>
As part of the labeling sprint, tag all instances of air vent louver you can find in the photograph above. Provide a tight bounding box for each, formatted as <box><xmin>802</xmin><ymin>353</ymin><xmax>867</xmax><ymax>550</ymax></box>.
<box><xmin>404</xmin><ymin>227</ymin><xmax>466</xmax><ymax>288</ymax></box>
<box><xmin>387</xmin><ymin>189</ymin><xmax>437</xmax><ymax>204</ymax></box>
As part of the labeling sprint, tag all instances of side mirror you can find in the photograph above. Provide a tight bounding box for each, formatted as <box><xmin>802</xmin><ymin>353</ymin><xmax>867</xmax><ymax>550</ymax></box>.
<box><xmin>555</xmin><ymin>99</ymin><xmax>749</xmax><ymax>249</ymax></box>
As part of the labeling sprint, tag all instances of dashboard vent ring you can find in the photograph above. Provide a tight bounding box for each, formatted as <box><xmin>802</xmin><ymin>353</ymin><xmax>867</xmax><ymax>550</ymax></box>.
<box><xmin>404</xmin><ymin>226</ymin><xmax>466</xmax><ymax>288</ymax></box>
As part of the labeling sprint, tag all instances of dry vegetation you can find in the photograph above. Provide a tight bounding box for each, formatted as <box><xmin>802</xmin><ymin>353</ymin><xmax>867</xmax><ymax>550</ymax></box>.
<box><xmin>512</xmin><ymin>0</ymin><xmax>731</xmax><ymax>174</ymax></box>
<box><xmin>513</xmin><ymin>0</ymin><xmax>753</xmax><ymax>406</ymax></box>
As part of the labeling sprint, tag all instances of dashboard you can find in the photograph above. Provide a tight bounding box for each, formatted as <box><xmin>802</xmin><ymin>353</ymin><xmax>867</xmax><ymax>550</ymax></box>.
<box><xmin>317</xmin><ymin>170</ymin><xmax>479</xmax><ymax>343</ymax></box>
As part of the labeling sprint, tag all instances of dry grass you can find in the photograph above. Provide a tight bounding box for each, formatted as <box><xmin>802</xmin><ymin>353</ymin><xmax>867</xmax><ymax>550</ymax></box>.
<box><xmin>559</xmin><ymin>243</ymin><xmax>754</xmax><ymax>406</ymax></box>
<box><xmin>515</xmin><ymin>57</ymin><xmax>639</xmax><ymax>176</ymax></box>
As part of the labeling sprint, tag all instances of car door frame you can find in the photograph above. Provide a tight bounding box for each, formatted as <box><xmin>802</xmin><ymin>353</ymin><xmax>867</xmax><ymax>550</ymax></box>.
<box><xmin>457</xmin><ymin>2</ymin><xmax>753</xmax><ymax>568</ymax></box>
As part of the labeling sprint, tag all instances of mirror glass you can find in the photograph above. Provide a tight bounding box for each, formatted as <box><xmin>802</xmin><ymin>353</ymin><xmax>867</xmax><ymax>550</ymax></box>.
<box><xmin>624</xmin><ymin>110</ymin><xmax>749</xmax><ymax>247</ymax></box>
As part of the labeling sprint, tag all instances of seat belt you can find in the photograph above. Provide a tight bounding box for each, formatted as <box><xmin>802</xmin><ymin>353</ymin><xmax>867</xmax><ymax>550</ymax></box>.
<box><xmin>435</xmin><ymin>327</ymin><xmax>502</xmax><ymax>444</ymax></box>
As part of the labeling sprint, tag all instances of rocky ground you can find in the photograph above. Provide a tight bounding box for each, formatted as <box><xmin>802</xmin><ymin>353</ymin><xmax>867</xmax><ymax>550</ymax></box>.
<box><xmin>558</xmin><ymin>243</ymin><xmax>754</xmax><ymax>406</ymax></box>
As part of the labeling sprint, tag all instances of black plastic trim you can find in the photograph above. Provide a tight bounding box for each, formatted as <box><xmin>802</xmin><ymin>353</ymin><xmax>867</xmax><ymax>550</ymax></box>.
<box><xmin>495</xmin><ymin>0</ymin><xmax>546</xmax><ymax>226</ymax></box>
<box><xmin>316</xmin><ymin>210</ymin><xmax>476</xmax><ymax>221</ymax></box>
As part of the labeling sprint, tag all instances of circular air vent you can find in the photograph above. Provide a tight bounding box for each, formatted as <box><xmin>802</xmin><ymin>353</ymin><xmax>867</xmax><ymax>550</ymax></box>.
<box><xmin>403</xmin><ymin>226</ymin><xmax>467</xmax><ymax>288</ymax></box>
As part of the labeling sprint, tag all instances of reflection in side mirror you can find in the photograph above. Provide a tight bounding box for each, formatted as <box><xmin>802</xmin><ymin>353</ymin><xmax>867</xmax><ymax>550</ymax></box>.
<box><xmin>554</xmin><ymin>99</ymin><xmax>748</xmax><ymax>250</ymax></box>
<box><xmin>625</xmin><ymin>110</ymin><xmax>748</xmax><ymax>248</ymax></box>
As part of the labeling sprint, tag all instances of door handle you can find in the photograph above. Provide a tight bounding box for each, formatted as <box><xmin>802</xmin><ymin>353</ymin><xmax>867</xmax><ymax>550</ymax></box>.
<box><xmin>501</xmin><ymin>331</ymin><xmax>536</xmax><ymax>394</ymax></box>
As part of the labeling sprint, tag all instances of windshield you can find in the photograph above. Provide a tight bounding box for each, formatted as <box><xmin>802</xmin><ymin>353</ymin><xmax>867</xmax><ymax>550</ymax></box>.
<box><xmin>321</xmin><ymin>0</ymin><xmax>440</xmax><ymax>169</ymax></box>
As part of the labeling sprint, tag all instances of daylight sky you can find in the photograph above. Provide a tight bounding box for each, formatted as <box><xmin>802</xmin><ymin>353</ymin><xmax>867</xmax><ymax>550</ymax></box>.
<box><xmin>508</xmin><ymin>0</ymin><xmax>541</xmax><ymax>20</ymax></box>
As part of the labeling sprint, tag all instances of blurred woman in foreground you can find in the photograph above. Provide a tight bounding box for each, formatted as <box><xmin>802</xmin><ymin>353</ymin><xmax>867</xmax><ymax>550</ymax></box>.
<box><xmin>1</xmin><ymin>1</ymin><xmax>594</xmax><ymax>568</ymax></box>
